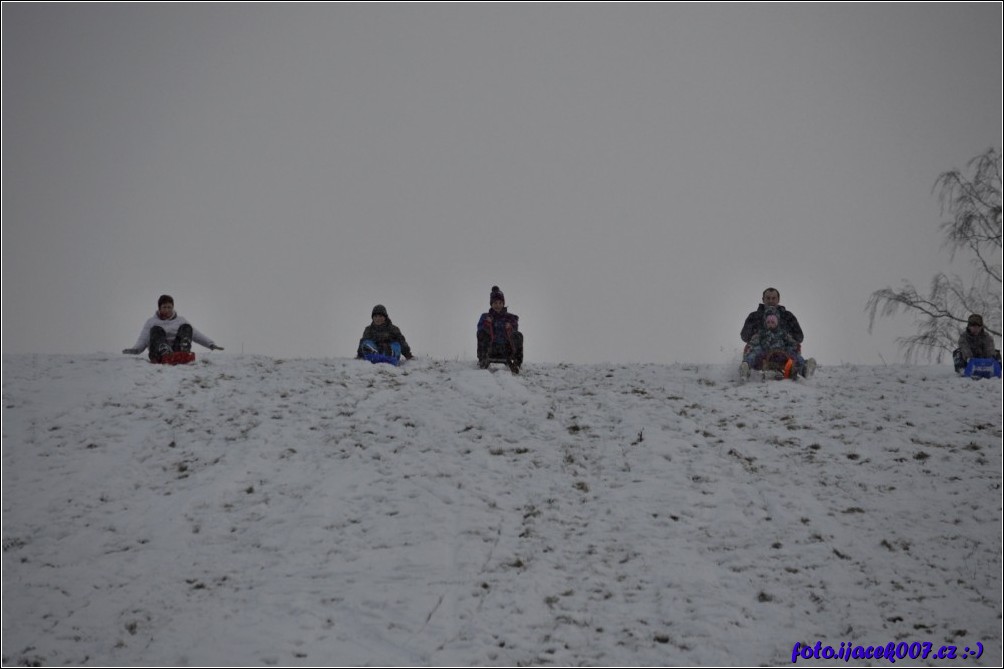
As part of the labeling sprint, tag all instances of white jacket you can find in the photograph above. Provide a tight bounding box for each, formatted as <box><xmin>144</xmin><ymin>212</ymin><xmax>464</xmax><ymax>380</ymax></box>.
<box><xmin>131</xmin><ymin>312</ymin><xmax>216</xmax><ymax>353</ymax></box>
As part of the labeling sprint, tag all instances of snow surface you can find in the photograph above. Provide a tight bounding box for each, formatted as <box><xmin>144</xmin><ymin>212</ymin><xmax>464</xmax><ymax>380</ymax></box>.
<box><xmin>2</xmin><ymin>353</ymin><xmax>1001</xmax><ymax>667</ymax></box>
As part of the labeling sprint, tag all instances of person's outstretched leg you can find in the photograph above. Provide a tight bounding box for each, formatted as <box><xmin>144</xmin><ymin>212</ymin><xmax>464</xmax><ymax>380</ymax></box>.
<box><xmin>512</xmin><ymin>331</ymin><xmax>524</xmax><ymax>366</ymax></box>
<box><xmin>477</xmin><ymin>331</ymin><xmax>492</xmax><ymax>368</ymax></box>
<box><xmin>952</xmin><ymin>349</ymin><xmax>967</xmax><ymax>374</ymax></box>
<box><xmin>175</xmin><ymin>324</ymin><xmax>193</xmax><ymax>352</ymax></box>
<box><xmin>149</xmin><ymin>326</ymin><xmax>171</xmax><ymax>362</ymax></box>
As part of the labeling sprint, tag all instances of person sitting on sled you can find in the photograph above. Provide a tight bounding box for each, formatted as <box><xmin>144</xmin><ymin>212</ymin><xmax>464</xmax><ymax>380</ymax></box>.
<box><xmin>740</xmin><ymin>307</ymin><xmax>815</xmax><ymax>379</ymax></box>
<box><xmin>741</xmin><ymin>287</ymin><xmax>804</xmax><ymax>348</ymax></box>
<box><xmin>477</xmin><ymin>286</ymin><xmax>523</xmax><ymax>371</ymax></box>
<box><xmin>123</xmin><ymin>294</ymin><xmax>223</xmax><ymax>362</ymax></box>
<box><xmin>356</xmin><ymin>304</ymin><xmax>414</xmax><ymax>361</ymax></box>
<box><xmin>952</xmin><ymin>314</ymin><xmax>1001</xmax><ymax>374</ymax></box>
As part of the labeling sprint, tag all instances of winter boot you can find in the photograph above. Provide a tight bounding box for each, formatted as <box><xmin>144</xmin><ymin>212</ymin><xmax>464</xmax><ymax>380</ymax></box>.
<box><xmin>149</xmin><ymin>326</ymin><xmax>173</xmax><ymax>362</ymax></box>
<box><xmin>952</xmin><ymin>349</ymin><xmax>966</xmax><ymax>374</ymax></box>
<box><xmin>176</xmin><ymin>324</ymin><xmax>194</xmax><ymax>352</ymax></box>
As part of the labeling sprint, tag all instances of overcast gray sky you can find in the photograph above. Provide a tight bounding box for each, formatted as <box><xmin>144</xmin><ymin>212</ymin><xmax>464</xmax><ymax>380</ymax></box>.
<box><xmin>3</xmin><ymin>3</ymin><xmax>1001</xmax><ymax>365</ymax></box>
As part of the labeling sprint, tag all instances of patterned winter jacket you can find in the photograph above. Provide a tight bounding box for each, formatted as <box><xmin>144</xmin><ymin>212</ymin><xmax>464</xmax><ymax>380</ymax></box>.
<box><xmin>358</xmin><ymin>319</ymin><xmax>412</xmax><ymax>358</ymax></box>
<box><xmin>477</xmin><ymin>308</ymin><xmax>519</xmax><ymax>343</ymax></box>
<box><xmin>741</xmin><ymin>305</ymin><xmax>803</xmax><ymax>344</ymax></box>
<box><xmin>748</xmin><ymin>324</ymin><xmax>799</xmax><ymax>355</ymax></box>
<box><xmin>957</xmin><ymin>328</ymin><xmax>998</xmax><ymax>361</ymax></box>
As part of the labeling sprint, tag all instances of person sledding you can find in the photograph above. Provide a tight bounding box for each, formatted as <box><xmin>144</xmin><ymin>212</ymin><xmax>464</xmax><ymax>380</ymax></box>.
<box><xmin>741</xmin><ymin>287</ymin><xmax>804</xmax><ymax>347</ymax></box>
<box><xmin>477</xmin><ymin>286</ymin><xmax>523</xmax><ymax>373</ymax></box>
<box><xmin>356</xmin><ymin>304</ymin><xmax>413</xmax><ymax>365</ymax></box>
<box><xmin>952</xmin><ymin>314</ymin><xmax>1002</xmax><ymax>377</ymax></box>
<box><xmin>740</xmin><ymin>306</ymin><xmax>816</xmax><ymax>380</ymax></box>
<box><xmin>123</xmin><ymin>294</ymin><xmax>223</xmax><ymax>364</ymax></box>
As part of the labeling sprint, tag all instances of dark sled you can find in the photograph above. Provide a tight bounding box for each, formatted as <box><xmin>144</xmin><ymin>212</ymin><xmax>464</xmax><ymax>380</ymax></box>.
<box><xmin>742</xmin><ymin>350</ymin><xmax>796</xmax><ymax>381</ymax></box>
<box><xmin>760</xmin><ymin>355</ymin><xmax>796</xmax><ymax>380</ymax></box>
<box><xmin>479</xmin><ymin>356</ymin><xmax>521</xmax><ymax>375</ymax></box>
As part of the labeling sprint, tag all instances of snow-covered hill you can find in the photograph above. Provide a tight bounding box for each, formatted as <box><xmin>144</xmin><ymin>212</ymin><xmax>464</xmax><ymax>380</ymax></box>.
<box><xmin>2</xmin><ymin>354</ymin><xmax>1001</xmax><ymax>667</ymax></box>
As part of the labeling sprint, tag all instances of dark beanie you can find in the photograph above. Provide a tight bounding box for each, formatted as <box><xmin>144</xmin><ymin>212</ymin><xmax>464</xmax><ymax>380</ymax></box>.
<box><xmin>158</xmin><ymin>294</ymin><xmax>174</xmax><ymax>307</ymax></box>
<box><xmin>372</xmin><ymin>304</ymin><xmax>388</xmax><ymax>318</ymax></box>
<box><xmin>764</xmin><ymin>306</ymin><xmax>780</xmax><ymax>328</ymax></box>
<box><xmin>490</xmin><ymin>286</ymin><xmax>505</xmax><ymax>305</ymax></box>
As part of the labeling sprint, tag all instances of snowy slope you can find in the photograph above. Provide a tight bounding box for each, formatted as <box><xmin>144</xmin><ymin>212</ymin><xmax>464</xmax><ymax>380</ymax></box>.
<box><xmin>2</xmin><ymin>354</ymin><xmax>1001</xmax><ymax>667</ymax></box>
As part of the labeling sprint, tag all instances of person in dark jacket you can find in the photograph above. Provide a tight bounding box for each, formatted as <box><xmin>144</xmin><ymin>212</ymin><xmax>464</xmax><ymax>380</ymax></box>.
<box><xmin>741</xmin><ymin>287</ymin><xmax>803</xmax><ymax>346</ymax></box>
<box><xmin>123</xmin><ymin>294</ymin><xmax>223</xmax><ymax>362</ymax></box>
<box><xmin>952</xmin><ymin>314</ymin><xmax>1000</xmax><ymax>373</ymax></box>
<box><xmin>357</xmin><ymin>304</ymin><xmax>413</xmax><ymax>360</ymax></box>
<box><xmin>477</xmin><ymin>286</ymin><xmax>523</xmax><ymax>371</ymax></box>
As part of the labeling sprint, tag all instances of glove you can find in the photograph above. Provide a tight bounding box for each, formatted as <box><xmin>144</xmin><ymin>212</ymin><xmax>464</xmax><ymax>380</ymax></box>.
<box><xmin>210</xmin><ymin>345</ymin><xmax>225</xmax><ymax>351</ymax></box>
<box><xmin>404</xmin><ymin>353</ymin><xmax>414</xmax><ymax>360</ymax></box>
<box><xmin>122</xmin><ymin>348</ymin><xmax>140</xmax><ymax>355</ymax></box>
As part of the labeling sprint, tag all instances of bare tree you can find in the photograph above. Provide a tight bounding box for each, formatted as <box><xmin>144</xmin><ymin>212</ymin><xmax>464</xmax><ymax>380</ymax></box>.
<box><xmin>867</xmin><ymin>148</ymin><xmax>1002</xmax><ymax>362</ymax></box>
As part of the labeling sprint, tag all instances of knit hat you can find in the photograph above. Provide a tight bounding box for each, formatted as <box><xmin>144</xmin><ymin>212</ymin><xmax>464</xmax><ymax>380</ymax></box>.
<box><xmin>764</xmin><ymin>307</ymin><xmax>779</xmax><ymax>329</ymax></box>
<box><xmin>490</xmin><ymin>286</ymin><xmax>505</xmax><ymax>305</ymax></box>
<box><xmin>968</xmin><ymin>314</ymin><xmax>984</xmax><ymax>327</ymax></box>
<box><xmin>158</xmin><ymin>294</ymin><xmax>174</xmax><ymax>307</ymax></box>
<box><xmin>372</xmin><ymin>304</ymin><xmax>388</xmax><ymax>318</ymax></box>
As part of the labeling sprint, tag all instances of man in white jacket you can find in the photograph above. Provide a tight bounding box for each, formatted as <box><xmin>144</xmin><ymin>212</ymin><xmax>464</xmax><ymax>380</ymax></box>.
<box><xmin>123</xmin><ymin>295</ymin><xmax>223</xmax><ymax>362</ymax></box>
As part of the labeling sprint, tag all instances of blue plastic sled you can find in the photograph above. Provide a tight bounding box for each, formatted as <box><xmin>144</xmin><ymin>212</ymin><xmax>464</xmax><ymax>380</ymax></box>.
<box><xmin>963</xmin><ymin>358</ymin><xmax>1002</xmax><ymax>379</ymax></box>
<box><xmin>361</xmin><ymin>341</ymin><xmax>401</xmax><ymax>366</ymax></box>
<box><xmin>363</xmin><ymin>352</ymin><xmax>400</xmax><ymax>366</ymax></box>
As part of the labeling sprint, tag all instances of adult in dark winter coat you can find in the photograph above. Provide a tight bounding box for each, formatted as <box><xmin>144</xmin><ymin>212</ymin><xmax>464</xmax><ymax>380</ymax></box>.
<box><xmin>741</xmin><ymin>287</ymin><xmax>804</xmax><ymax>345</ymax></box>
<box><xmin>123</xmin><ymin>294</ymin><xmax>223</xmax><ymax>362</ymax></box>
<box><xmin>357</xmin><ymin>304</ymin><xmax>413</xmax><ymax>360</ymax></box>
<box><xmin>952</xmin><ymin>314</ymin><xmax>1001</xmax><ymax>373</ymax></box>
<box><xmin>740</xmin><ymin>306</ymin><xmax>815</xmax><ymax>379</ymax></box>
<box><xmin>477</xmin><ymin>286</ymin><xmax>523</xmax><ymax>371</ymax></box>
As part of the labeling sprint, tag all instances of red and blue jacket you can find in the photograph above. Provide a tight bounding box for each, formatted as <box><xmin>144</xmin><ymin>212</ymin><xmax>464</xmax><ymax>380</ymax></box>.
<box><xmin>477</xmin><ymin>308</ymin><xmax>519</xmax><ymax>344</ymax></box>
